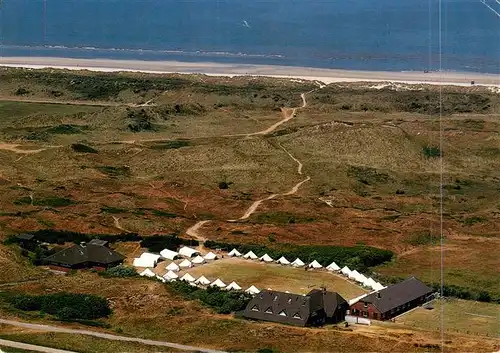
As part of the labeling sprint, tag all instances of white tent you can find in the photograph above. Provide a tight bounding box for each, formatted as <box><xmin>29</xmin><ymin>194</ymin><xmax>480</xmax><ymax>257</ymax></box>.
<box><xmin>260</xmin><ymin>254</ymin><xmax>274</xmax><ymax>262</ymax></box>
<box><xmin>163</xmin><ymin>270</ymin><xmax>179</xmax><ymax>280</ymax></box>
<box><xmin>243</xmin><ymin>251</ymin><xmax>258</xmax><ymax>260</ymax></box>
<box><xmin>291</xmin><ymin>258</ymin><xmax>305</xmax><ymax>267</ymax></box>
<box><xmin>195</xmin><ymin>275</ymin><xmax>211</xmax><ymax>285</ymax></box>
<box><xmin>308</xmin><ymin>260</ymin><xmax>323</xmax><ymax>269</ymax></box>
<box><xmin>180</xmin><ymin>273</ymin><xmax>196</xmax><ymax>283</ymax></box>
<box><xmin>203</xmin><ymin>252</ymin><xmax>218</xmax><ymax>261</ymax></box>
<box><xmin>166</xmin><ymin>262</ymin><xmax>180</xmax><ymax>272</ymax></box>
<box><xmin>362</xmin><ymin>277</ymin><xmax>374</xmax><ymax>288</ymax></box>
<box><xmin>365</xmin><ymin>277</ymin><xmax>377</xmax><ymax>288</ymax></box>
<box><xmin>349</xmin><ymin>270</ymin><xmax>361</xmax><ymax>281</ymax></box>
<box><xmin>276</xmin><ymin>256</ymin><xmax>290</xmax><ymax>265</ymax></box>
<box><xmin>178</xmin><ymin>246</ymin><xmax>199</xmax><ymax>258</ymax></box>
<box><xmin>373</xmin><ymin>282</ymin><xmax>385</xmax><ymax>291</ymax></box>
<box><xmin>210</xmin><ymin>278</ymin><xmax>226</xmax><ymax>288</ymax></box>
<box><xmin>191</xmin><ymin>255</ymin><xmax>205</xmax><ymax>264</ymax></box>
<box><xmin>326</xmin><ymin>261</ymin><xmax>341</xmax><ymax>271</ymax></box>
<box><xmin>226</xmin><ymin>281</ymin><xmax>242</xmax><ymax>291</ymax></box>
<box><xmin>357</xmin><ymin>273</ymin><xmax>369</xmax><ymax>284</ymax></box>
<box><xmin>228</xmin><ymin>248</ymin><xmax>242</xmax><ymax>257</ymax></box>
<box><xmin>160</xmin><ymin>249</ymin><xmax>178</xmax><ymax>260</ymax></box>
<box><xmin>140</xmin><ymin>252</ymin><xmax>161</xmax><ymax>264</ymax></box>
<box><xmin>245</xmin><ymin>285</ymin><xmax>260</xmax><ymax>295</ymax></box>
<box><xmin>179</xmin><ymin>259</ymin><xmax>192</xmax><ymax>268</ymax></box>
<box><xmin>139</xmin><ymin>268</ymin><xmax>155</xmax><ymax>277</ymax></box>
<box><xmin>155</xmin><ymin>275</ymin><xmax>166</xmax><ymax>283</ymax></box>
<box><xmin>341</xmin><ymin>266</ymin><xmax>351</xmax><ymax>276</ymax></box>
<box><xmin>133</xmin><ymin>257</ymin><xmax>155</xmax><ymax>268</ymax></box>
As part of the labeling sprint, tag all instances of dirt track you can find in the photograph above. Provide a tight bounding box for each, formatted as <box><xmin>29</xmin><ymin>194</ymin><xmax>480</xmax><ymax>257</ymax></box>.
<box><xmin>0</xmin><ymin>319</ymin><xmax>225</xmax><ymax>353</ymax></box>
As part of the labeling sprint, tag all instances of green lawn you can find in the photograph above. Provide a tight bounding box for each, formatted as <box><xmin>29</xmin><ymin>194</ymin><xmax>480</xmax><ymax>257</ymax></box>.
<box><xmin>397</xmin><ymin>299</ymin><xmax>499</xmax><ymax>337</ymax></box>
<box><xmin>179</xmin><ymin>257</ymin><xmax>367</xmax><ymax>299</ymax></box>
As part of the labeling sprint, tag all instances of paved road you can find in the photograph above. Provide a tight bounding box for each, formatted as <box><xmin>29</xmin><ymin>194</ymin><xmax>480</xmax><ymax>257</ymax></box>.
<box><xmin>0</xmin><ymin>319</ymin><xmax>225</xmax><ymax>353</ymax></box>
<box><xmin>0</xmin><ymin>338</ymin><xmax>77</xmax><ymax>353</ymax></box>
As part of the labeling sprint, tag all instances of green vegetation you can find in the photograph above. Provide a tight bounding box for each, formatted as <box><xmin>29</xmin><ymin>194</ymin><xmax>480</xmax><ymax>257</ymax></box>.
<box><xmin>423</xmin><ymin>146</ymin><xmax>441</xmax><ymax>158</ymax></box>
<box><xmin>13</xmin><ymin>196</ymin><xmax>74</xmax><ymax>207</ymax></box>
<box><xmin>127</xmin><ymin>108</ymin><xmax>154</xmax><ymax>132</ymax></box>
<box><xmin>204</xmin><ymin>240</ymin><xmax>393</xmax><ymax>271</ymax></box>
<box><xmin>140</xmin><ymin>234</ymin><xmax>198</xmax><ymax>253</ymax></box>
<box><xmin>71</xmin><ymin>143</ymin><xmax>98</xmax><ymax>153</ymax></box>
<box><xmin>100</xmin><ymin>206</ymin><xmax>128</xmax><ymax>214</ymax></box>
<box><xmin>348</xmin><ymin>166</ymin><xmax>390</xmax><ymax>185</ymax></box>
<box><xmin>100</xmin><ymin>265</ymin><xmax>137</xmax><ymax>278</ymax></box>
<box><xmin>95</xmin><ymin>166</ymin><xmax>131</xmax><ymax>178</ymax></box>
<box><xmin>168</xmin><ymin>280</ymin><xmax>252</xmax><ymax>314</ymax></box>
<box><xmin>463</xmin><ymin>216</ymin><xmax>486</xmax><ymax>225</ymax></box>
<box><xmin>406</xmin><ymin>231</ymin><xmax>440</xmax><ymax>246</ymax></box>
<box><xmin>149</xmin><ymin>140</ymin><xmax>190</xmax><ymax>150</ymax></box>
<box><xmin>45</xmin><ymin>124</ymin><xmax>85</xmax><ymax>134</ymax></box>
<box><xmin>5</xmin><ymin>292</ymin><xmax>111</xmax><ymax>320</ymax></box>
<box><xmin>150</xmin><ymin>209</ymin><xmax>177</xmax><ymax>218</ymax></box>
<box><xmin>252</xmin><ymin>211</ymin><xmax>315</xmax><ymax>224</ymax></box>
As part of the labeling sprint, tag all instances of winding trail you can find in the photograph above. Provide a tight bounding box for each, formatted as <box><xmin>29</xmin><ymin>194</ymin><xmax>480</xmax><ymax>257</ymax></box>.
<box><xmin>0</xmin><ymin>338</ymin><xmax>76</xmax><ymax>353</ymax></box>
<box><xmin>186</xmin><ymin>220</ymin><xmax>211</xmax><ymax>242</ymax></box>
<box><xmin>229</xmin><ymin>89</ymin><xmax>318</xmax><ymax>221</ymax></box>
<box><xmin>112</xmin><ymin>216</ymin><xmax>132</xmax><ymax>233</ymax></box>
<box><xmin>0</xmin><ymin>143</ymin><xmax>61</xmax><ymax>155</ymax></box>
<box><xmin>0</xmin><ymin>319</ymin><xmax>225</xmax><ymax>353</ymax></box>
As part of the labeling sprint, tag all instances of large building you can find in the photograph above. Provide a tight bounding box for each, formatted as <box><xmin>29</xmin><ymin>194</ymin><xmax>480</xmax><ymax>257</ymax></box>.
<box><xmin>349</xmin><ymin>277</ymin><xmax>434</xmax><ymax>321</ymax></box>
<box><xmin>242</xmin><ymin>288</ymin><xmax>348</xmax><ymax>327</ymax></box>
<box><xmin>45</xmin><ymin>240</ymin><xmax>124</xmax><ymax>272</ymax></box>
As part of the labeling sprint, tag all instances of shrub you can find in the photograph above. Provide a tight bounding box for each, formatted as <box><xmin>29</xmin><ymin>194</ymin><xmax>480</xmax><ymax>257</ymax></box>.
<box><xmin>71</xmin><ymin>143</ymin><xmax>98</xmax><ymax>153</ymax></box>
<box><xmin>140</xmin><ymin>235</ymin><xmax>198</xmax><ymax>253</ymax></box>
<box><xmin>96</xmin><ymin>166</ymin><xmax>131</xmax><ymax>178</ymax></box>
<box><xmin>463</xmin><ymin>216</ymin><xmax>486</xmax><ymax>226</ymax></box>
<box><xmin>169</xmin><ymin>281</ymin><xmax>252</xmax><ymax>314</ymax></box>
<box><xmin>9</xmin><ymin>293</ymin><xmax>111</xmax><ymax>320</ymax></box>
<box><xmin>14</xmin><ymin>196</ymin><xmax>74</xmax><ymax>207</ymax></box>
<box><xmin>14</xmin><ymin>87</ymin><xmax>30</xmax><ymax>95</ymax></box>
<box><xmin>101</xmin><ymin>265</ymin><xmax>137</xmax><ymax>278</ymax></box>
<box><xmin>127</xmin><ymin>108</ymin><xmax>154</xmax><ymax>132</ymax></box>
<box><xmin>46</xmin><ymin>124</ymin><xmax>84</xmax><ymax>134</ymax></box>
<box><xmin>347</xmin><ymin>166</ymin><xmax>390</xmax><ymax>185</ymax></box>
<box><xmin>150</xmin><ymin>140</ymin><xmax>190</xmax><ymax>150</ymax></box>
<box><xmin>423</xmin><ymin>146</ymin><xmax>441</xmax><ymax>158</ymax></box>
<box><xmin>204</xmin><ymin>241</ymin><xmax>393</xmax><ymax>271</ymax></box>
<box><xmin>218</xmin><ymin>181</ymin><xmax>232</xmax><ymax>189</ymax></box>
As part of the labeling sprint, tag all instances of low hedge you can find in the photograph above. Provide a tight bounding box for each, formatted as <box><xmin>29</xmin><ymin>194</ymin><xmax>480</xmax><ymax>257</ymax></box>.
<box><xmin>204</xmin><ymin>240</ymin><xmax>393</xmax><ymax>271</ymax></box>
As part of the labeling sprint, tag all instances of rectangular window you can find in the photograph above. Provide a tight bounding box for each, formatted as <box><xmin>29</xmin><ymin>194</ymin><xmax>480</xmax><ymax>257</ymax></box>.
<box><xmin>362</xmin><ymin>311</ymin><xmax>368</xmax><ymax>317</ymax></box>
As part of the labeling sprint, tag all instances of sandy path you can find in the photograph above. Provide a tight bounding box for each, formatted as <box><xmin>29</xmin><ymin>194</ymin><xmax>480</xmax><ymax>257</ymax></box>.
<box><xmin>186</xmin><ymin>220</ymin><xmax>211</xmax><ymax>242</ymax></box>
<box><xmin>230</xmin><ymin>89</ymin><xmax>316</xmax><ymax>221</ymax></box>
<box><xmin>112</xmin><ymin>216</ymin><xmax>132</xmax><ymax>233</ymax></box>
<box><xmin>0</xmin><ymin>338</ymin><xmax>77</xmax><ymax>353</ymax></box>
<box><xmin>0</xmin><ymin>143</ymin><xmax>57</xmax><ymax>154</ymax></box>
<box><xmin>0</xmin><ymin>319</ymin><xmax>225</xmax><ymax>353</ymax></box>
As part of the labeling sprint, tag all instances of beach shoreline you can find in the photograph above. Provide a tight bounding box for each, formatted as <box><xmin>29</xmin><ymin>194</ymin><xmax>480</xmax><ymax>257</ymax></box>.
<box><xmin>0</xmin><ymin>56</ymin><xmax>499</xmax><ymax>87</ymax></box>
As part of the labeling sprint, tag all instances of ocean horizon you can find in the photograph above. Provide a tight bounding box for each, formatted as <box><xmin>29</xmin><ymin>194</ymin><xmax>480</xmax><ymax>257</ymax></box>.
<box><xmin>1</xmin><ymin>0</ymin><xmax>499</xmax><ymax>74</ymax></box>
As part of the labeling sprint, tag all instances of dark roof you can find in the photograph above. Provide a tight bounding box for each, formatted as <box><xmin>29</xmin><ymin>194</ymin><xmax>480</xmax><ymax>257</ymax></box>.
<box><xmin>361</xmin><ymin>277</ymin><xmax>433</xmax><ymax>313</ymax></box>
<box><xmin>45</xmin><ymin>244</ymin><xmax>124</xmax><ymax>266</ymax></box>
<box><xmin>16</xmin><ymin>233</ymin><xmax>35</xmax><ymax>240</ymax></box>
<box><xmin>88</xmin><ymin>239</ymin><xmax>108</xmax><ymax>247</ymax></box>
<box><xmin>307</xmin><ymin>289</ymin><xmax>347</xmax><ymax>317</ymax></box>
<box><xmin>243</xmin><ymin>290</ymin><xmax>312</xmax><ymax>326</ymax></box>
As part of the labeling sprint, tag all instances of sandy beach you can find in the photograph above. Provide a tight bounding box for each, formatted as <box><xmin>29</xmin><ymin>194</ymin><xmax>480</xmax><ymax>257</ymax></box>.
<box><xmin>0</xmin><ymin>56</ymin><xmax>498</xmax><ymax>87</ymax></box>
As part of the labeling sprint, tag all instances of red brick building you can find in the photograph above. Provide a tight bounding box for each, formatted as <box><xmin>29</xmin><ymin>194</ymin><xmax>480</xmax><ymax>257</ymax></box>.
<box><xmin>349</xmin><ymin>277</ymin><xmax>433</xmax><ymax>321</ymax></box>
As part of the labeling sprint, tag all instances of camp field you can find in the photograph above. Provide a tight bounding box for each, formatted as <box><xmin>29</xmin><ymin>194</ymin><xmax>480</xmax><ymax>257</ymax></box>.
<box><xmin>174</xmin><ymin>257</ymin><xmax>368</xmax><ymax>299</ymax></box>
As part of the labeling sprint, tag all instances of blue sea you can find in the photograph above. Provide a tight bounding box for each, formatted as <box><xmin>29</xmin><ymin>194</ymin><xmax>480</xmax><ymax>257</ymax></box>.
<box><xmin>0</xmin><ymin>0</ymin><xmax>499</xmax><ymax>73</ymax></box>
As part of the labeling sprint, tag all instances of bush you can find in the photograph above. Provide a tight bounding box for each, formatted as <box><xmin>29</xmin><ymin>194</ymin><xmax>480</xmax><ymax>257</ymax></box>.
<box><xmin>46</xmin><ymin>124</ymin><xmax>84</xmax><ymax>135</ymax></box>
<box><xmin>96</xmin><ymin>166</ymin><xmax>131</xmax><ymax>178</ymax></box>
<box><xmin>71</xmin><ymin>143</ymin><xmax>98</xmax><ymax>153</ymax></box>
<box><xmin>14</xmin><ymin>196</ymin><xmax>74</xmax><ymax>207</ymax></box>
<box><xmin>9</xmin><ymin>293</ymin><xmax>111</xmax><ymax>320</ymax></box>
<box><xmin>140</xmin><ymin>235</ymin><xmax>198</xmax><ymax>253</ymax></box>
<box><xmin>169</xmin><ymin>281</ymin><xmax>252</xmax><ymax>314</ymax></box>
<box><xmin>127</xmin><ymin>108</ymin><xmax>154</xmax><ymax>132</ymax></box>
<box><xmin>101</xmin><ymin>265</ymin><xmax>137</xmax><ymax>278</ymax></box>
<box><xmin>204</xmin><ymin>241</ymin><xmax>393</xmax><ymax>271</ymax></box>
<box><xmin>150</xmin><ymin>140</ymin><xmax>190</xmax><ymax>150</ymax></box>
<box><xmin>423</xmin><ymin>146</ymin><xmax>441</xmax><ymax>158</ymax></box>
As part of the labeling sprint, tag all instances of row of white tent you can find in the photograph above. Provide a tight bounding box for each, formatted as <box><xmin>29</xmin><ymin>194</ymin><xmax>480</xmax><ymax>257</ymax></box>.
<box><xmin>340</xmin><ymin>266</ymin><xmax>385</xmax><ymax>291</ymax></box>
<box><xmin>229</xmin><ymin>249</ymin><xmax>339</xmax><ymax>270</ymax></box>
<box><xmin>139</xmin><ymin>269</ymin><xmax>261</xmax><ymax>295</ymax></box>
<box><xmin>134</xmin><ymin>250</ymin><xmax>218</xmax><ymax>269</ymax></box>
